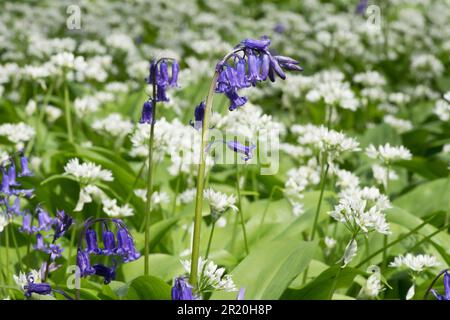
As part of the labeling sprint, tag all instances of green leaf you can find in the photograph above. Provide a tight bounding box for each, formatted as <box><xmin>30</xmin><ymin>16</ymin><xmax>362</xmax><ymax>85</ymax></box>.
<box><xmin>211</xmin><ymin>240</ymin><xmax>318</xmax><ymax>300</ymax></box>
<box><xmin>281</xmin><ymin>266</ymin><xmax>361</xmax><ymax>300</ymax></box>
<box><xmin>126</xmin><ymin>275</ymin><xmax>171</xmax><ymax>300</ymax></box>
<box><xmin>134</xmin><ymin>217</ymin><xmax>181</xmax><ymax>251</ymax></box>
<box><xmin>121</xmin><ymin>254</ymin><xmax>184</xmax><ymax>283</ymax></box>
<box><xmin>393</xmin><ymin>178</ymin><xmax>450</xmax><ymax>217</ymax></box>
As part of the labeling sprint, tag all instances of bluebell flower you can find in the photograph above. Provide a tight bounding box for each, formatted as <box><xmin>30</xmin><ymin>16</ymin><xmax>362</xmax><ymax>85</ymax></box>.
<box><xmin>225</xmin><ymin>89</ymin><xmax>248</xmax><ymax>111</ymax></box>
<box><xmin>24</xmin><ymin>274</ymin><xmax>52</xmax><ymax>299</ymax></box>
<box><xmin>432</xmin><ymin>271</ymin><xmax>450</xmax><ymax>300</ymax></box>
<box><xmin>85</xmin><ymin>228</ymin><xmax>101</xmax><ymax>254</ymax></box>
<box><xmin>226</xmin><ymin>141</ymin><xmax>256</xmax><ymax>161</ymax></box>
<box><xmin>11</xmin><ymin>188</ymin><xmax>34</xmax><ymax>199</ymax></box>
<box><xmin>145</xmin><ymin>59</ymin><xmax>158</xmax><ymax>84</ymax></box>
<box><xmin>37</xmin><ymin>207</ymin><xmax>53</xmax><ymax>231</ymax></box>
<box><xmin>355</xmin><ymin>0</ymin><xmax>368</xmax><ymax>15</ymax></box>
<box><xmin>20</xmin><ymin>213</ymin><xmax>34</xmax><ymax>234</ymax></box>
<box><xmin>6</xmin><ymin>196</ymin><xmax>21</xmax><ymax>215</ymax></box>
<box><xmin>1</xmin><ymin>167</ymin><xmax>10</xmax><ymax>194</ymax></box>
<box><xmin>101</xmin><ymin>225</ymin><xmax>116</xmax><ymax>255</ymax></box>
<box><xmin>77</xmin><ymin>248</ymin><xmax>95</xmax><ymax>277</ymax></box>
<box><xmin>215</xmin><ymin>36</ymin><xmax>302</xmax><ymax>111</ymax></box>
<box><xmin>236</xmin><ymin>288</ymin><xmax>245</xmax><ymax>300</ymax></box>
<box><xmin>158</xmin><ymin>60</ymin><xmax>170</xmax><ymax>86</ymax></box>
<box><xmin>48</xmin><ymin>244</ymin><xmax>63</xmax><ymax>261</ymax></box>
<box><xmin>116</xmin><ymin>226</ymin><xmax>140</xmax><ymax>262</ymax></box>
<box><xmin>139</xmin><ymin>100</ymin><xmax>153</xmax><ymax>124</ymax></box>
<box><xmin>19</xmin><ymin>154</ymin><xmax>33</xmax><ymax>177</ymax></box>
<box><xmin>34</xmin><ymin>233</ymin><xmax>47</xmax><ymax>251</ymax></box>
<box><xmin>7</xmin><ymin>162</ymin><xmax>20</xmax><ymax>187</ymax></box>
<box><xmin>53</xmin><ymin>209</ymin><xmax>72</xmax><ymax>241</ymax></box>
<box><xmin>93</xmin><ymin>263</ymin><xmax>116</xmax><ymax>284</ymax></box>
<box><xmin>171</xmin><ymin>277</ymin><xmax>195</xmax><ymax>300</ymax></box>
<box><xmin>169</xmin><ymin>60</ymin><xmax>180</xmax><ymax>87</ymax></box>
<box><xmin>190</xmin><ymin>101</ymin><xmax>206</xmax><ymax>131</ymax></box>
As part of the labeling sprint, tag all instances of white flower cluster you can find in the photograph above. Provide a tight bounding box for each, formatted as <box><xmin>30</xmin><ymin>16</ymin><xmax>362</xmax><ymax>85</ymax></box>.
<box><xmin>204</xmin><ymin>188</ymin><xmax>238</xmax><ymax>214</ymax></box>
<box><xmin>64</xmin><ymin>158</ymin><xmax>113</xmax><ymax>184</ymax></box>
<box><xmin>294</xmin><ymin>124</ymin><xmax>360</xmax><ymax>160</ymax></box>
<box><xmin>181</xmin><ymin>258</ymin><xmax>237</xmax><ymax>293</ymax></box>
<box><xmin>92</xmin><ymin>113</ymin><xmax>133</xmax><ymax>137</ymax></box>
<box><xmin>366</xmin><ymin>143</ymin><xmax>412</xmax><ymax>163</ymax></box>
<box><xmin>359</xmin><ymin>265</ymin><xmax>384</xmax><ymax>299</ymax></box>
<box><xmin>13</xmin><ymin>269</ymin><xmax>41</xmax><ymax>289</ymax></box>
<box><xmin>329</xmin><ymin>186</ymin><xmax>391</xmax><ymax>235</ymax></box>
<box><xmin>0</xmin><ymin>122</ymin><xmax>36</xmax><ymax>150</ymax></box>
<box><xmin>434</xmin><ymin>92</ymin><xmax>450</xmax><ymax>122</ymax></box>
<box><xmin>383</xmin><ymin>115</ymin><xmax>413</xmax><ymax>134</ymax></box>
<box><xmin>134</xmin><ymin>189</ymin><xmax>170</xmax><ymax>208</ymax></box>
<box><xmin>389</xmin><ymin>253</ymin><xmax>440</xmax><ymax>272</ymax></box>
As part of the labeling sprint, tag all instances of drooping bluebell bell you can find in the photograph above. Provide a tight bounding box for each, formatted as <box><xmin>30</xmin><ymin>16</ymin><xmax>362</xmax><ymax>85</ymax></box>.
<box><xmin>355</xmin><ymin>0</ymin><xmax>368</xmax><ymax>15</ymax></box>
<box><xmin>214</xmin><ymin>36</ymin><xmax>302</xmax><ymax>111</ymax></box>
<box><xmin>171</xmin><ymin>277</ymin><xmax>195</xmax><ymax>300</ymax></box>
<box><xmin>53</xmin><ymin>209</ymin><xmax>73</xmax><ymax>241</ymax></box>
<box><xmin>236</xmin><ymin>288</ymin><xmax>245</xmax><ymax>300</ymax></box>
<box><xmin>77</xmin><ymin>248</ymin><xmax>95</xmax><ymax>277</ymax></box>
<box><xmin>145</xmin><ymin>58</ymin><xmax>179</xmax><ymax>104</ymax></box>
<box><xmin>101</xmin><ymin>224</ymin><xmax>116</xmax><ymax>255</ymax></box>
<box><xmin>431</xmin><ymin>271</ymin><xmax>450</xmax><ymax>300</ymax></box>
<box><xmin>1</xmin><ymin>167</ymin><xmax>10</xmax><ymax>194</ymax></box>
<box><xmin>20</xmin><ymin>213</ymin><xmax>34</xmax><ymax>234</ymax></box>
<box><xmin>37</xmin><ymin>207</ymin><xmax>53</xmax><ymax>231</ymax></box>
<box><xmin>93</xmin><ymin>262</ymin><xmax>116</xmax><ymax>284</ymax></box>
<box><xmin>226</xmin><ymin>141</ymin><xmax>256</xmax><ymax>161</ymax></box>
<box><xmin>23</xmin><ymin>274</ymin><xmax>52</xmax><ymax>299</ymax></box>
<box><xmin>34</xmin><ymin>233</ymin><xmax>47</xmax><ymax>251</ymax></box>
<box><xmin>85</xmin><ymin>228</ymin><xmax>101</xmax><ymax>254</ymax></box>
<box><xmin>19</xmin><ymin>154</ymin><xmax>33</xmax><ymax>177</ymax></box>
<box><xmin>190</xmin><ymin>101</ymin><xmax>206</xmax><ymax>131</ymax></box>
<box><xmin>139</xmin><ymin>100</ymin><xmax>153</xmax><ymax>124</ymax></box>
<box><xmin>6</xmin><ymin>196</ymin><xmax>20</xmax><ymax>215</ymax></box>
<box><xmin>11</xmin><ymin>187</ymin><xmax>34</xmax><ymax>199</ymax></box>
<box><xmin>7</xmin><ymin>162</ymin><xmax>19</xmax><ymax>187</ymax></box>
<box><xmin>169</xmin><ymin>60</ymin><xmax>180</xmax><ymax>87</ymax></box>
<box><xmin>116</xmin><ymin>225</ymin><xmax>140</xmax><ymax>262</ymax></box>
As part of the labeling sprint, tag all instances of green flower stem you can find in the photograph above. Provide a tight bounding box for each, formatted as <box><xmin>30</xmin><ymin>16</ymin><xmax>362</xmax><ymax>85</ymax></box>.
<box><xmin>189</xmin><ymin>48</ymin><xmax>246</xmax><ymax>288</ymax></box>
<box><xmin>64</xmin><ymin>80</ymin><xmax>73</xmax><ymax>143</ymax></box>
<box><xmin>257</xmin><ymin>185</ymin><xmax>284</xmax><ymax>240</ymax></box>
<box><xmin>4</xmin><ymin>224</ymin><xmax>10</xmax><ymax>285</ymax></box>
<box><xmin>144</xmin><ymin>73</ymin><xmax>158</xmax><ymax>276</ymax></box>
<box><xmin>189</xmin><ymin>71</ymin><xmax>219</xmax><ymax>287</ymax></box>
<box><xmin>310</xmin><ymin>153</ymin><xmax>329</xmax><ymax>241</ymax></box>
<box><xmin>10</xmin><ymin>227</ymin><xmax>22</xmax><ymax>271</ymax></box>
<box><xmin>204</xmin><ymin>221</ymin><xmax>216</xmax><ymax>260</ymax></box>
<box><xmin>355</xmin><ymin>214</ymin><xmax>438</xmax><ymax>268</ymax></box>
<box><xmin>235</xmin><ymin>162</ymin><xmax>249</xmax><ymax>255</ymax></box>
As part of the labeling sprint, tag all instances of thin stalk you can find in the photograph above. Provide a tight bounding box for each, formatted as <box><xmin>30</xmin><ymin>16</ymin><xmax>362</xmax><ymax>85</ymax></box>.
<box><xmin>144</xmin><ymin>74</ymin><xmax>158</xmax><ymax>276</ymax></box>
<box><xmin>381</xmin><ymin>165</ymin><xmax>390</xmax><ymax>269</ymax></box>
<box><xmin>355</xmin><ymin>215</ymin><xmax>437</xmax><ymax>268</ymax></box>
<box><xmin>329</xmin><ymin>233</ymin><xmax>357</xmax><ymax>299</ymax></box>
<box><xmin>189</xmin><ymin>48</ymin><xmax>244</xmax><ymax>288</ymax></box>
<box><xmin>4</xmin><ymin>225</ymin><xmax>10</xmax><ymax>285</ymax></box>
<box><xmin>10</xmin><ymin>227</ymin><xmax>22</xmax><ymax>270</ymax></box>
<box><xmin>310</xmin><ymin>153</ymin><xmax>329</xmax><ymax>241</ymax></box>
<box><xmin>64</xmin><ymin>80</ymin><xmax>73</xmax><ymax>143</ymax></box>
<box><xmin>257</xmin><ymin>185</ymin><xmax>284</xmax><ymax>240</ymax></box>
<box><xmin>235</xmin><ymin>162</ymin><xmax>249</xmax><ymax>255</ymax></box>
<box><xmin>204</xmin><ymin>222</ymin><xmax>216</xmax><ymax>260</ymax></box>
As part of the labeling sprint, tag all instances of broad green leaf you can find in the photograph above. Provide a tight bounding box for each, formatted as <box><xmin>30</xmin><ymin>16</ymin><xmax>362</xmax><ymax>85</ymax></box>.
<box><xmin>126</xmin><ymin>275</ymin><xmax>171</xmax><ymax>300</ymax></box>
<box><xmin>211</xmin><ymin>240</ymin><xmax>318</xmax><ymax>300</ymax></box>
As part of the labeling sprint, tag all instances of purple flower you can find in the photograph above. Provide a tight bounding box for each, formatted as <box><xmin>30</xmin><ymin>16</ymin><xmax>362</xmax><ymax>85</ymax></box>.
<box><xmin>20</xmin><ymin>213</ymin><xmax>34</xmax><ymax>234</ymax></box>
<box><xmin>169</xmin><ymin>60</ymin><xmax>179</xmax><ymax>87</ymax></box>
<box><xmin>1</xmin><ymin>167</ymin><xmax>10</xmax><ymax>194</ymax></box>
<box><xmin>432</xmin><ymin>271</ymin><xmax>450</xmax><ymax>300</ymax></box>
<box><xmin>34</xmin><ymin>233</ymin><xmax>47</xmax><ymax>252</ymax></box>
<box><xmin>24</xmin><ymin>274</ymin><xmax>52</xmax><ymax>299</ymax></box>
<box><xmin>190</xmin><ymin>101</ymin><xmax>205</xmax><ymax>131</ymax></box>
<box><xmin>225</xmin><ymin>89</ymin><xmax>248</xmax><ymax>111</ymax></box>
<box><xmin>85</xmin><ymin>228</ymin><xmax>101</xmax><ymax>254</ymax></box>
<box><xmin>53</xmin><ymin>209</ymin><xmax>72</xmax><ymax>240</ymax></box>
<box><xmin>101</xmin><ymin>225</ymin><xmax>116</xmax><ymax>255</ymax></box>
<box><xmin>273</xmin><ymin>23</ymin><xmax>286</xmax><ymax>34</ymax></box>
<box><xmin>247</xmin><ymin>51</ymin><xmax>260</xmax><ymax>86</ymax></box>
<box><xmin>236</xmin><ymin>288</ymin><xmax>245</xmax><ymax>300</ymax></box>
<box><xmin>240</xmin><ymin>37</ymin><xmax>271</xmax><ymax>51</ymax></box>
<box><xmin>19</xmin><ymin>155</ymin><xmax>33</xmax><ymax>177</ymax></box>
<box><xmin>93</xmin><ymin>263</ymin><xmax>116</xmax><ymax>284</ymax></box>
<box><xmin>139</xmin><ymin>100</ymin><xmax>153</xmax><ymax>124</ymax></box>
<box><xmin>37</xmin><ymin>207</ymin><xmax>53</xmax><ymax>231</ymax></box>
<box><xmin>6</xmin><ymin>196</ymin><xmax>21</xmax><ymax>215</ymax></box>
<box><xmin>226</xmin><ymin>141</ymin><xmax>256</xmax><ymax>161</ymax></box>
<box><xmin>145</xmin><ymin>59</ymin><xmax>158</xmax><ymax>84</ymax></box>
<box><xmin>356</xmin><ymin>0</ymin><xmax>368</xmax><ymax>15</ymax></box>
<box><xmin>116</xmin><ymin>226</ymin><xmax>140</xmax><ymax>262</ymax></box>
<box><xmin>7</xmin><ymin>162</ymin><xmax>20</xmax><ymax>187</ymax></box>
<box><xmin>48</xmin><ymin>244</ymin><xmax>63</xmax><ymax>261</ymax></box>
<box><xmin>171</xmin><ymin>277</ymin><xmax>194</xmax><ymax>300</ymax></box>
<box><xmin>77</xmin><ymin>248</ymin><xmax>95</xmax><ymax>277</ymax></box>
<box><xmin>156</xmin><ymin>84</ymin><xmax>169</xmax><ymax>102</ymax></box>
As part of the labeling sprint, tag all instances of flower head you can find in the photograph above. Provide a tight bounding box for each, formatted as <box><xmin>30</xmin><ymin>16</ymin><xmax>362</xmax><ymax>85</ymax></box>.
<box><xmin>431</xmin><ymin>271</ymin><xmax>450</xmax><ymax>300</ymax></box>
<box><xmin>389</xmin><ymin>253</ymin><xmax>440</xmax><ymax>272</ymax></box>
<box><xmin>171</xmin><ymin>277</ymin><xmax>195</xmax><ymax>300</ymax></box>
